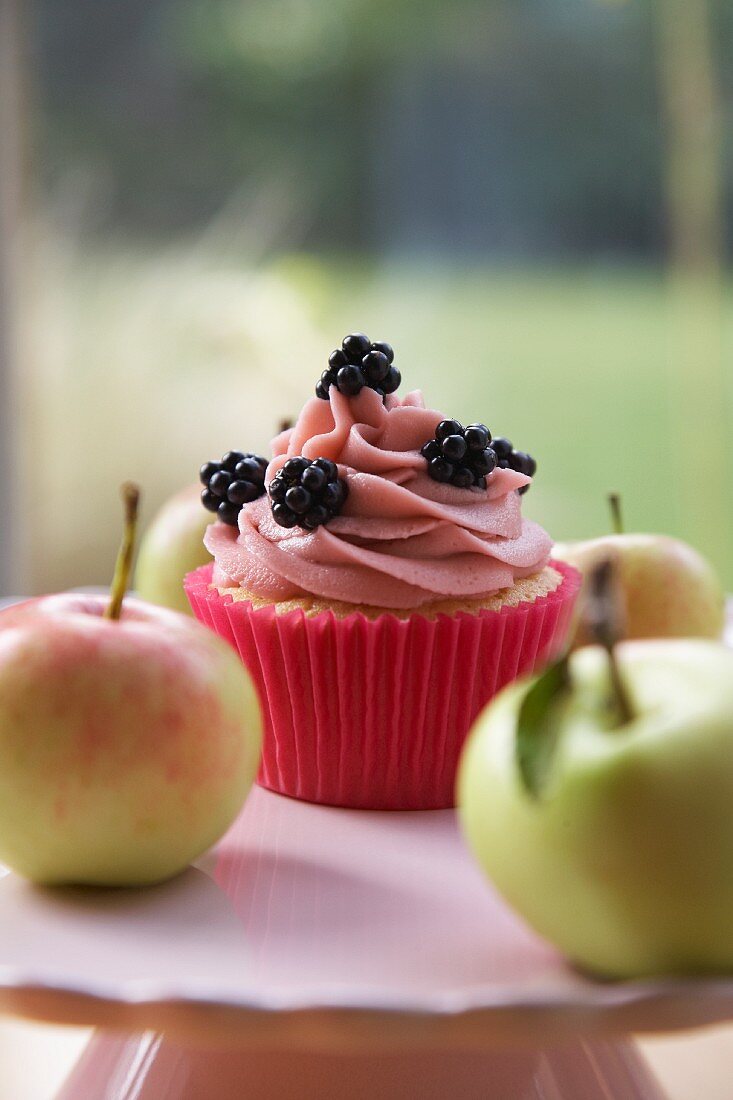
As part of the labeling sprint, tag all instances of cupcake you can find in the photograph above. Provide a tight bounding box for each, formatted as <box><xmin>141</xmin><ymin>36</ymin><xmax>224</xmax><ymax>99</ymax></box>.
<box><xmin>186</xmin><ymin>334</ymin><xmax>580</xmax><ymax>809</ymax></box>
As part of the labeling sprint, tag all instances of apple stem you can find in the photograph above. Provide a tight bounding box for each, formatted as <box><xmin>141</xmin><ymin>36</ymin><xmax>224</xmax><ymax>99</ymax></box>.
<box><xmin>105</xmin><ymin>483</ymin><xmax>141</xmax><ymax>622</ymax></box>
<box><xmin>608</xmin><ymin>492</ymin><xmax>624</xmax><ymax>535</ymax></box>
<box><xmin>584</xmin><ymin>557</ymin><xmax>636</xmax><ymax>726</ymax></box>
<box><xmin>606</xmin><ymin>647</ymin><xmax>635</xmax><ymax>726</ymax></box>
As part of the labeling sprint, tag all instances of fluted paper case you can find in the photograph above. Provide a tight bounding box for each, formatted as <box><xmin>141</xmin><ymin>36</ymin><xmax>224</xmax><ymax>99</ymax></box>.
<box><xmin>185</xmin><ymin>561</ymin><xmax>581</xmax><ymax>810</ymax></box>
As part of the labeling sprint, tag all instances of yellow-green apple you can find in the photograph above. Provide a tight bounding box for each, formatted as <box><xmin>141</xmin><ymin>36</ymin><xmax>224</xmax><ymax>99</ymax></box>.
<box><xmin>135</xmin><ymin>484</ymin><xmax>212</xmax><ymax>615</ymax></box>
<box><xmin>459</xmin><ymin>567</ymin><xmax>733</xmax><ymax>978</ymax></box>
<box><xmin>0</xmin><ymin>486</ymin><xmax>261</xmax><ymax>887</ymax></box>
<box><xmin>552</xmin><ymin>495</ymin><xmax>724</xmax><ymax>640</ymax></box>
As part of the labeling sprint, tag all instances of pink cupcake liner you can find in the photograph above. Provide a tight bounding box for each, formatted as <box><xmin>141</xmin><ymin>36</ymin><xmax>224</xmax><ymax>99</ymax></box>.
<box><xmin>185</xmin><ymin>562</ymin><xmax>581</xmax><ymax>811</ymax></box>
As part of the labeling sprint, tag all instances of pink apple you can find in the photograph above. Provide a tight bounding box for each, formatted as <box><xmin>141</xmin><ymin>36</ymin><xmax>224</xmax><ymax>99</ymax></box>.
<box><xmin>0</xmin><ymin>484</ymin><xmax>261</xmax><ymax>887</ymax></box>
<box><xmin>553</xmin><ymin>534</ymin><xmax>724</xmax><ymax>642</ymax></box>
<box><xmin>552</xmin><ymin>496</ymin><xmax>724</xmax><ymax>642</ymax></box>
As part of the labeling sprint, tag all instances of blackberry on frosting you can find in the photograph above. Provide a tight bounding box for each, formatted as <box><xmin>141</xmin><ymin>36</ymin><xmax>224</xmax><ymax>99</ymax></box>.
<box><xmin>316</xmin><ymin>333</ymin><xmax>401</xmax><ymax>402</ymax></box>
<box><xmin>421</xmin><ymin>423</ymin><xmax>537</xmax><ymax>494</ymax></box>
<box><xmin>268</xmin><ymin>456</ymin><xmax>349</xmax><ymax>530</ymax></box>
<box><xmin>200</xmin><ymin>451</ymin><xmax>268</xmax><ymax>526</ymax></box>
<box><xmin>490</xmin><ymin>438</ymin><xmax>538</xmax><ymax>494</ymax></box>
<box><xmin>421</xmin><ymin>420</ymin><xmax>497</xmax><ymax>489</ymax></box>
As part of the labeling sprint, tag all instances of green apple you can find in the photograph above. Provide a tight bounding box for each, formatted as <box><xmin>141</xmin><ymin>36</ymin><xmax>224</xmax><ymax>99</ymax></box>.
<box><xmin>0</xmin><ymin>485</ymin><xmax>261</xmax><ymax>887</ymax></box>
<box><xmin>458</xmin><ymin>638</ymin><xmax>733</xmax><ymax>978</ymax></box>
<box><xmin>552</xmin><ymin>496</ymin><xmax>724</xmax><ymax>641</ymax></box>
<box><xmin>135</xmin><ymin>484</ymin><xmax>212</xmax><ymax>615</ymax></box>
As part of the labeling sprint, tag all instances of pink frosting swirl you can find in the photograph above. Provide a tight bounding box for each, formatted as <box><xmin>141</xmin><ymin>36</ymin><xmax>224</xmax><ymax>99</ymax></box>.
<box><xmin>205</xmin><ymin>388</ymin><xmax>551</xmax><ymax>609</ymax></box>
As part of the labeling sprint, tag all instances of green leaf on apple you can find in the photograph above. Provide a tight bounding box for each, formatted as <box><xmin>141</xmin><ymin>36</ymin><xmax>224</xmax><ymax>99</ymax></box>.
<box><xmin>515</xmin><ymin>656</ymin><xmax>572</xmax><ymax>800</ymax></box>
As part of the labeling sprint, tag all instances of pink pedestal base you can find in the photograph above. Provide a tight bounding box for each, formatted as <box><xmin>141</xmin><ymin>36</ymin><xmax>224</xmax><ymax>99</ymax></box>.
<box><xmin>58</xmin><ymin>1030</ymin><xmax>666</xmax><ymax>1100</ymax></box>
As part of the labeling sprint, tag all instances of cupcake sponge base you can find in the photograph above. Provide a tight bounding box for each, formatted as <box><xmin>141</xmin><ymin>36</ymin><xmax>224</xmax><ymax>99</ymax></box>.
<box><xmin>185</xmin><ymin>561</ymin><xmax>581</xmax><ymax>810</ymax></box>
<box><xmin>216</xmin><ymin>566</ymin><xmax>563</xmax><ymax>619</ymax></box>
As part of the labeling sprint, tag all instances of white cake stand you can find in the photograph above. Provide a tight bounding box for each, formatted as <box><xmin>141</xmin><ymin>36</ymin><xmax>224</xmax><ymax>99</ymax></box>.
<box><xmin>0</xmin><ymin>600</ymin><xmax>730</xmax><ymax>1099</ymax></box>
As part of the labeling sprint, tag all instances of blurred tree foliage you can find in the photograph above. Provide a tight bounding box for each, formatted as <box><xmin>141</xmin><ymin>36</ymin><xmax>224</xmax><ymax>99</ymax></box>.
<box><xmin>34</xmin><ymin>0</ymin><xmax>733</xmax><ymax>258</ymax></box>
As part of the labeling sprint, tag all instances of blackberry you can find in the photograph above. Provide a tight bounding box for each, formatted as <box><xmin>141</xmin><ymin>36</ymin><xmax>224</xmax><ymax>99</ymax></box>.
<box><xmin>506</xmin><ymin>448</ymin><xmax>538</xmax><ymax>494</ymax></box>
<box><xmin>472</xmin><ymin>433</ymin><xmax>540</xmax><ymax>494</ymax></box>
<box><xmin>316</xmin><ymin>333</ymin><xmax>401</xmax><ymax>402</ymax></box>
<box><xmin>464</xmin><ymin>424</ymin><xmax>490</xmax><ymax>452</ymax></box>
<box><xmin>421</xmin><ymin>421</ymin><xmax>496</xmax><ymax>489</ymax></box>
<box><xmin>491</xmin><ymin>437</ymin><xmax>513</xmax><ymax>460</ymax></box>
<box><xmin>268</xmin><ymin>456</ymin><xmax>348</xmax><ymax>530</ymax></box>
<box><xmin>200</xmin><ymin>451</ymin><xmax>268</xmax><ymax>526</ymax></box>
<box><xmin>435</xmin><ymin>419</ymin><xmax>464</xmax><ymax>442</ymax></box>
<box><xmin>441</xmin><ymin>434</ymin><xmax>467</xmax><ymax>462</ymax></box>
<box><xmin>488</xmin><ymin>437</ymin><xmax>537</xmax><ymax>491</ymax></box>
<box><xmin>342</xmin><ymin>332</ymin><xmax>371</xmax><ymax>363</ymax></box>
<box><xmin>421</xmin><ymin>421</ymin><xmax>538</xmax><ymax>494</ymax></box>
